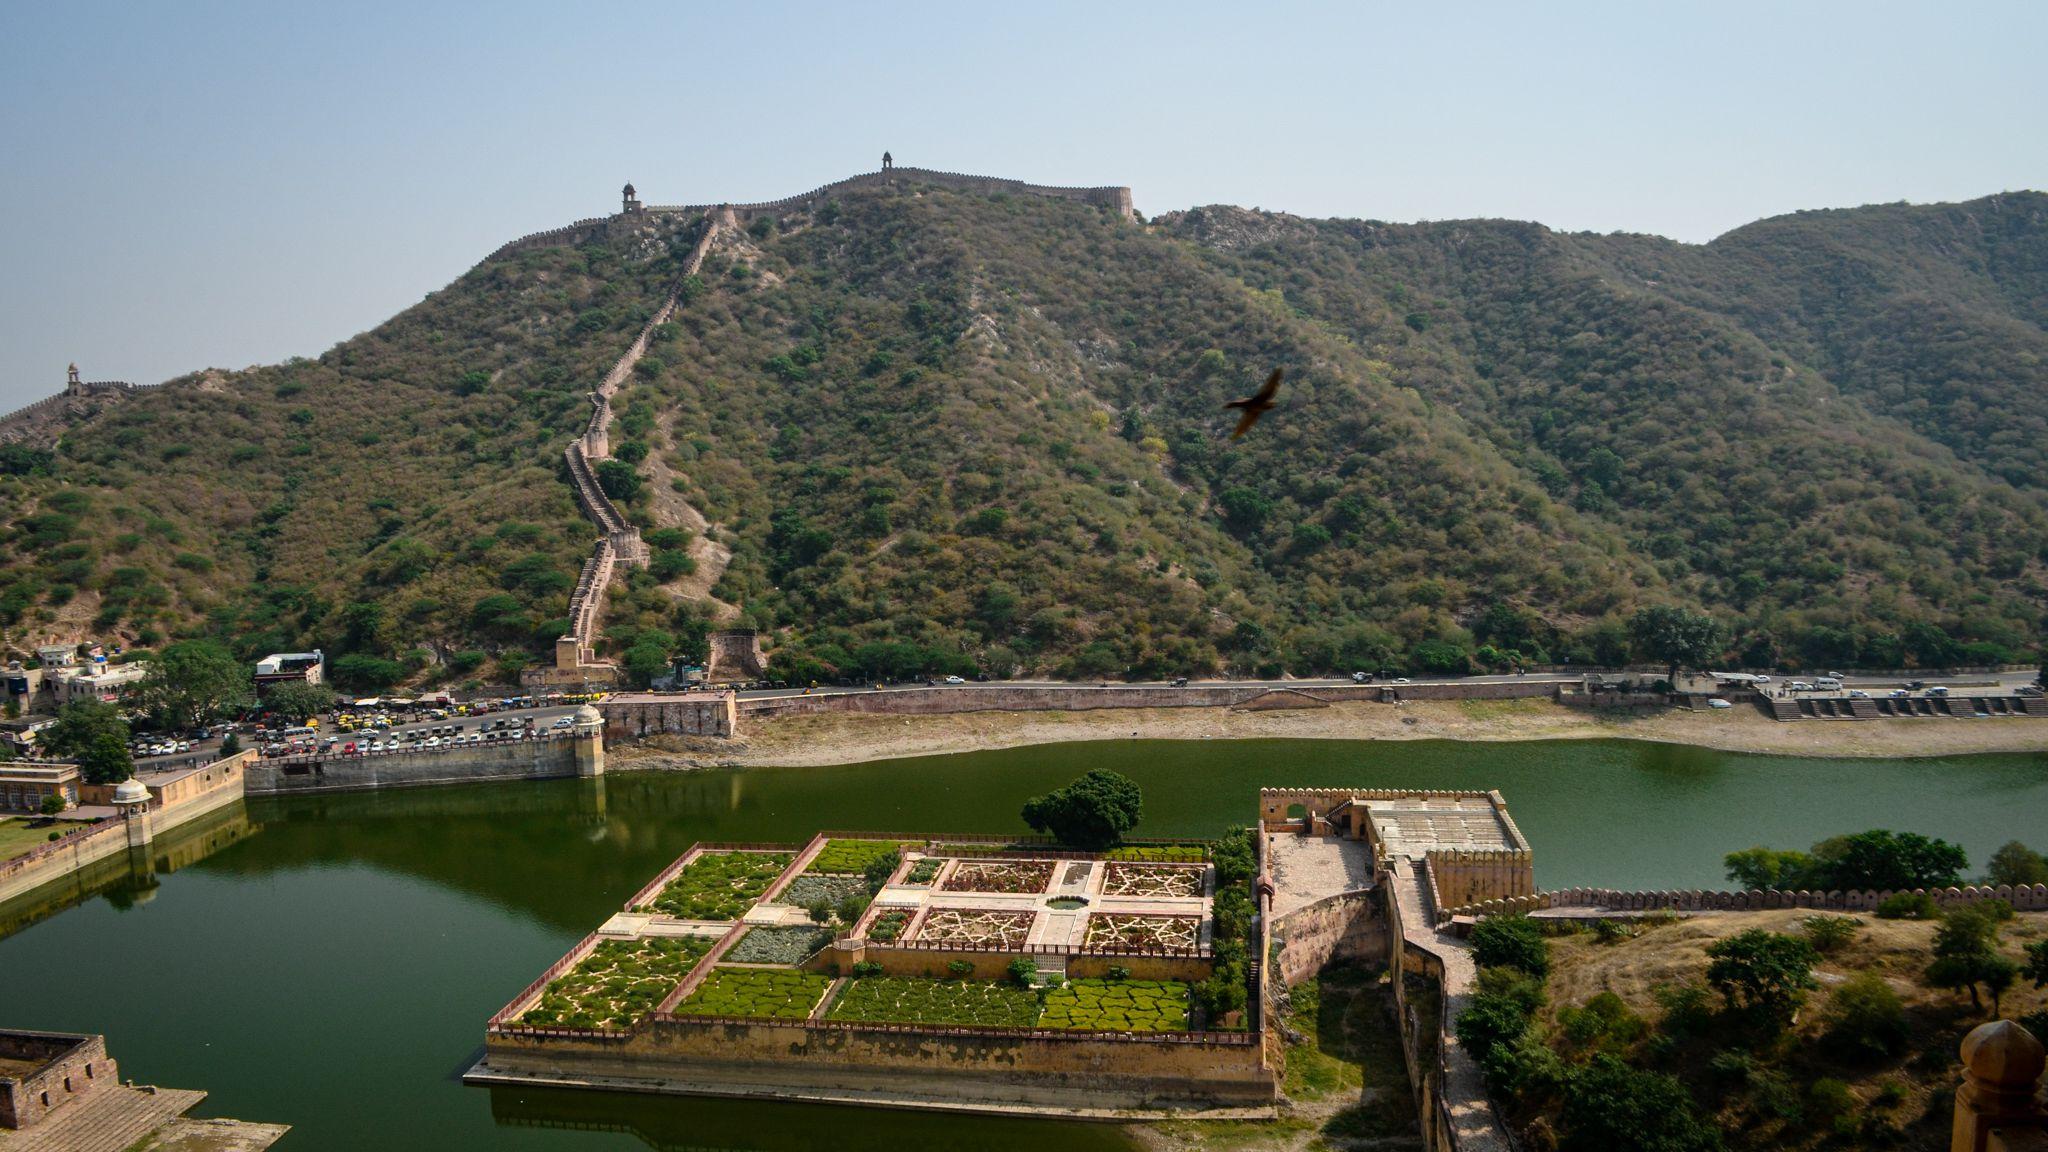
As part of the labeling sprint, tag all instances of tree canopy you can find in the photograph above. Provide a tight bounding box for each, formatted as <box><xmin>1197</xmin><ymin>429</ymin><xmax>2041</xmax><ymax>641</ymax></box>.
<box><xmin>1725</xmin><ymin>829</ymin><xmax>1968</xmax><ymax>892</ymax></box>
<box><xmin>135</xmin><ymin>640</ymin><xmax>253</xmax><ymax>730</ymax></box>
<box><xmin>1019</xmin><ymin>769</ymin><xmax>1143</xmax><ymax>850</ymax></box>
<box><xmin>264</xmin><ymin>681</ymin><xmax>339</xmax><ymax>723</ymax></box>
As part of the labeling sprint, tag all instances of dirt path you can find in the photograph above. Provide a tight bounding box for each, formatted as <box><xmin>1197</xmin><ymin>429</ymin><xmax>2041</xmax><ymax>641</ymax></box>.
<box><xmin>611</xmin><ymin>697</ymin><xmax>2048</xmax><ymax>771</ymax></box>
<box><xmin>641</xmin><ymin>409</ymin><xmax>739</xmax><ymax>622</ymax></box>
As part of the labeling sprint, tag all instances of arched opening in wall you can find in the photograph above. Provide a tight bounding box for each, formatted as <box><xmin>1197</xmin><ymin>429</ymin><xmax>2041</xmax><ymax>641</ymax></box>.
<box><xmin>1286</xmin><ymin>804</ymin><xmax>1308</xmax><ymax>821</ymax></box>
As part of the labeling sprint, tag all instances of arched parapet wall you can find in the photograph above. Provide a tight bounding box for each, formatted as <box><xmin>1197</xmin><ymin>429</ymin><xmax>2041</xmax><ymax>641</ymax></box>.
<box><xmin>1436</xmin><ymin>882</ymin><xmax>2048</xmax><ymax>927</ymax></box>
<box><xmin>649</xmin><ymin>166</ymin><xmax>1135</xmax><ymax>223</ymax></box>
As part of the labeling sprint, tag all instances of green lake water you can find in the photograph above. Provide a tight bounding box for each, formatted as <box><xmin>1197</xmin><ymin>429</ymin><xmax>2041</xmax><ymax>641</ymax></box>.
<box><xmin>0</xmin><ymin>737</ymin><xmax>2042</xmax><ymax>1151</ymax></box>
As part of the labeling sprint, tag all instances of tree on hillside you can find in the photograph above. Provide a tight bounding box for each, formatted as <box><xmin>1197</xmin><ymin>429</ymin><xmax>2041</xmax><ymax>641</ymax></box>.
<box><xmin>41</xmin><ymin>699</ymin><xmax>129</xmax><ymax>761</ymax></box>
<box><xmin>266</xmin><ymin>681</ymin><xmax>339</xmax><ymax>723</ymax></box>
<box><xmin>1470</xmin><ymin>916</ymin><xmax>1550</xmax><ymax>976</ymax></box>
<box><xmin>136</xmin><ymin>640</ymin><xmax>254</xmax><ymax>731</ymax></box>
<box><xmin>1560</xmin><ymin>1055</ymin><xmax>1724</xmax><ymax>1152</ymax></box>
<box><xmin>1020</xmin><ymin>769</ymin><xmax>1143</xmax><ymax>849</ymax></box>
<box><xmin>1706</xmin><ymin>929</ymin><xmax>1817</xmax><ymax>1029</ymax></box>
<box><xmin>1926</xmin><ymin>906</ymin><xmax>2020</xmax><ymax>1014</ymax></box>
<box><xmin>1628</xmin><ymin>605</ymin><xmax>1725</xmax><ymax>683</ymax></box>
<box><xmin>330</xmin><ymin>654</ymin><xmax>403</xmax><ymax>691</ymax></box>
<box><xmin>1987</xmin><ymin>841</ymin><xmax>2048</xmax><ymax>887</ymax></box>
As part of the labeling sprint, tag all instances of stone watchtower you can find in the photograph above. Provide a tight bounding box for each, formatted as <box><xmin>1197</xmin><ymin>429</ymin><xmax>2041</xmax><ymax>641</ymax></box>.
<box><xmin>622</xmin><ymin>182</ymin><xmax>642</xmax><ymax>214</ymax></box>
<box><xmin>65</xmin><ymin>364</ymin><xmax>82</xmax><ymax>396</ymax></box>
<box><xmin>882</xmin><ymin>151</ymin><xmax>893</xmax><ymax>172</ymax></box>
<box><xmin>571</xmin><ymin>705</ymin><xmax>605</xmax><ymax>778</ymax></box>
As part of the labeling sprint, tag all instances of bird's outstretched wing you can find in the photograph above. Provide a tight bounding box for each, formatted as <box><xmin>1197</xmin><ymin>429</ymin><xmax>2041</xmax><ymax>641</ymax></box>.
<box><xmin>1253</xmin><ymin>367</ymin><xmax>1283</xmax><ymax>403</ymax></box>
<box><xmin>1230</xmin><ymin>408</ymin><xmax>1264</xmax><ymax>439</ymax></box>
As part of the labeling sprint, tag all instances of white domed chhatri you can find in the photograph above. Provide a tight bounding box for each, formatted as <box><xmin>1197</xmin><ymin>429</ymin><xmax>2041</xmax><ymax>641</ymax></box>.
<box><xmin>111</xmin><ymin>778</ymin><xmax>151</xmax><ymax>806</ymax></box>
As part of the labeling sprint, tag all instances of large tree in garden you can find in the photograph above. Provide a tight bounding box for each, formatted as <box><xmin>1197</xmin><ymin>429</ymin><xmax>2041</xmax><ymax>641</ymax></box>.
<box><xmin>1020</xmin><ymin>769</ymin><xmax>1144</xmax><ymax>849</ymax></box>
<box><xmin>1628</xmin><ymin>605</ymin><xmax>1726</xmax><ymax>683</ymax></box>
<box><xmin>136</xmin><ymin>640</ymin><xmax>253</xmax><ymax>730</ymax></box>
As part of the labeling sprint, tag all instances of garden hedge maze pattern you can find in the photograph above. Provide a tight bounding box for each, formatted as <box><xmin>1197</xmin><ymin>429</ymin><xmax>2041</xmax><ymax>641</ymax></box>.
<box><xmin>1102</xmin><ymin>862</ymin><xmax>1206</xmax><ymax>898</ymax></box>
<box><xmin>912</xmin><ymin>908</ymin><xmax>1037</xmax><ymax>947</ymax></box>
<box><xmin>807</xmin><ymin>839</ymin><xmax>916</xmax><ymax>874</ymax></box>
<box><xmin>1084</xmin><ymin>913</ymin><xmax>1201</xmax><ymax>950</ymax></box>
<box><xmin>724</xmin><ymin>925</ymin><xmax>834</xmax><ymax>965</ymax></box>
<box><xmin>940</xmin><ymin>860</ymin><xmax>1055</xmax><ymax>894</ymax></box>
<box><xmin>639</xmin><ymin>852</ymin><xmax>792</xmax><ymax>920</ymax></box>
<box><xmin>1039</xmin><ymin>979</ymin><xmax>1191</xmax><ymax>1031</ymax></box>
<box><xmin>519</xmin><ymin>937</ymin><xmax>715</xmax><ymax>1030</ymax></box>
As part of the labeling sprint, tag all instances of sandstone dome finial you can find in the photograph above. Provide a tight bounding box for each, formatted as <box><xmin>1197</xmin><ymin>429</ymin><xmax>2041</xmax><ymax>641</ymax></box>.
<box><xmin>1961</xmin><ymin>1019</ymin><xmax>2046</xmax><ymax>1087</ymax></box>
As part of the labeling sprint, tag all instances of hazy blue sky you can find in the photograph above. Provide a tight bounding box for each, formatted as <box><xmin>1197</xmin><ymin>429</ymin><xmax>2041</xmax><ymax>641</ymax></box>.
<box><xmin>3</xmin><ymin>1</ymin><xmax>2043</xmax><ymax>407</ymax></box>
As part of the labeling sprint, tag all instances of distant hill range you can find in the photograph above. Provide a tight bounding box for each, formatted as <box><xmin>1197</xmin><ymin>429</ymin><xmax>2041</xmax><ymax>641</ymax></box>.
<box><xmin>2</xmin><ymin>167</ymin><xmax>2042</xmax><ymax>687</ymax></box>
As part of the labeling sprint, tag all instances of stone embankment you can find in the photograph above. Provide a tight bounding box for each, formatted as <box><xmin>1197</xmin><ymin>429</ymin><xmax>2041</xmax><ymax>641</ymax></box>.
<box><xmin>243</xmin><ymin>734</ymin><xmax>588</xmax><ymax>795</ymax></box>
<box><xmin>738</xmin><ymin>681</ymin><xmax>1561</xmax><ymax>720</ymax></box>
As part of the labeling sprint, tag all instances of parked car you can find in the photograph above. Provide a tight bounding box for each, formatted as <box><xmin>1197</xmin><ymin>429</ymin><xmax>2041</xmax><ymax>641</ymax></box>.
<box><xmin>1814</xmin><ymin>677</ymin><xmax>1843</xmax><ymax>691</ymax></box>
<box><xmin>1707</xmin><ymin>698</ymin><xmax>1733</xmax><ymax>709</ymax></box>
<box><xmin>1351</xmin><ymin>671</ymin><xmax>1374</xmax><ymax>683</ymax></box>
<box><xmin>943</xmin><ymin>675</ymin><xmax>966</xmax><ymax>684</ymax></box>
<box><xmin>1392</xmin><ymin>677</ymin><xmax>1412</xmax><ymax>685</ymax></box>
<box><xmin>1171</xmin><ymin>677</ymin><xmax>1189</xmax><ymax>687</ymax></box>
<box><xmin>1848</xmin><ymin>690</ymin><xmax>1870</xmax><ymax>699</ymax></box>
<box><xmin>1788</xmin><ymin>681</ymin><xmax>1814</xmax><ymax>692</ymax></box>
<box><xmin>1927</xmin><ymin>685</ymin><xmax>1951</xmax><ymax>697</ymax></box>
<box><xmin>1754</xmin><ymin>675</ymin><xmax>1772</xmax><ymax>684</ymax></box>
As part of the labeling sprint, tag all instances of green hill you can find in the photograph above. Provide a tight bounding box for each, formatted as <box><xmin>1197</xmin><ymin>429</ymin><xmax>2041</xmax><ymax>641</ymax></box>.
<box><xmin>2</xmin><ymin>181</ymin><xmax>2043</xmax><ymax>685</ymax></box>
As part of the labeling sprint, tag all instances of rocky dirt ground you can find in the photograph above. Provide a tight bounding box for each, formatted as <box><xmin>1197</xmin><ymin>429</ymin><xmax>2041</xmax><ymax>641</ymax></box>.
<box><xmin>610</xmin><ymin>697</ymin><xmax>2048</xmax><ymax>772</ymax></box>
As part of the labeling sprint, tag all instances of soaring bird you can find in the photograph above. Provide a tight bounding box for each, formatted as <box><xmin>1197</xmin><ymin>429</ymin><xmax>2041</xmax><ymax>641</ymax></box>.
<box><xmin>1224</xmin><ymin>368</ymin><xmax>1283</xmax><ymax>439</ymax></box>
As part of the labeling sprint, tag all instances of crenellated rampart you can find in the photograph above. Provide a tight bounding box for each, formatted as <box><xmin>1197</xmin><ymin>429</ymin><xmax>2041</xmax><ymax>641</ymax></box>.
<box><xmin>646</xmin><ymin>165</ymin><xmax>1135</xmax><ymax>222</ymax></box>
<box><xmin>1435</xmin><ymin>882</ymin><xmax>2048</xmax><ymax>926</ymax></box>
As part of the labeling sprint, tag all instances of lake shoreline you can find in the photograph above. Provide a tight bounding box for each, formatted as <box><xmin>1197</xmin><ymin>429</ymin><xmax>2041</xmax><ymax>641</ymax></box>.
<box><xmin>612</xmin><ymin>698</ymin><xmax>2048</xmax><ymax>771</ymax></box>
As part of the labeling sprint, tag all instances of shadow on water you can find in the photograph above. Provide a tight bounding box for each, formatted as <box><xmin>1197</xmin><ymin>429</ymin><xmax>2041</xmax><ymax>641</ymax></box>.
<box><xmin>0</xmin><ymin>800</ymin><xmax>260</xmax><ymax>938</ymax></box>
<box><xmin>486</xmin><ymin>1083</ymin><xmax>1138</xmax><ymax>1152</ymax></box>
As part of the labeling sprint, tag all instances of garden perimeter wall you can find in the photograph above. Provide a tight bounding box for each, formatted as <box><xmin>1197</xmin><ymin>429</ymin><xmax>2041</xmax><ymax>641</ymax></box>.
<box><xmin>476</xmin><ymin>1013</ymin><xmax>1271</xmax><ymax>1116</ymax></box>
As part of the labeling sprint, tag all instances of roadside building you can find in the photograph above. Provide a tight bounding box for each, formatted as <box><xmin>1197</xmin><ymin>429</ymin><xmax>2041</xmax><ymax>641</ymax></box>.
<box><xmin>45</xmin><ymin>662</ymin><xmax>146</xmax><ymax>707</ymax></box>
<box><xmin>0</xmin><ymin>714</ymin><xmax>58</xmax><ymax>756</ymax></box>
<box><xmin>3</xmin><ymin>661</ymin><xmax>40</xmax><ymax>707</ymax></box>
<box><xmin>254</xmin><ymin>650</ymin><xmax>325</xmax><ymax>695</ymax></box>
<box><xmin>0</xmin><ymin>762</ymin><xmax>79</xmax><ymax>814</ymax></box>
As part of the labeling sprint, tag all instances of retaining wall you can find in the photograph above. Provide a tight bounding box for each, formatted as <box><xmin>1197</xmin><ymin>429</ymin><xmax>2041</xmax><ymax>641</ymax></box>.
<box><xmin>478</xmin><ymin>1012</ymin><xmax>1269</xmax><ymax>1114</ymax></box>
<box><xmin>599</xmin><ymin>693</ymin><xmax>737</xmax><ymax>739</ymax></box>
<box><xmin>1270</xmin><ymin>889</ymin><xmax>1389</xmax><ymax>986</ymax></box>
<box><xmin>244</xmin><ymin>739</ymin><xmax>581</xmax><ymax>795</ymax></box>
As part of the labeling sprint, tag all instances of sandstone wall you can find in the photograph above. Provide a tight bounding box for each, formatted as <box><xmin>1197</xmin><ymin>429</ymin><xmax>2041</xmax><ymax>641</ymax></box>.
<box><xmin>482</xmin><ymin>1013</ymin><xmax>1269</xmax><ymax>1113</ymax></box>
<box><xmin>599</xmin><ymin>694</ymin><xmax>736</xmax><ymax>739</ymax></box>
<box><xmin>1438</xmin><ymin>882</ymin><xmax>2048</xmax><ymax>924</ymax></box>
<box><xmin>0</xmin><ymin>1031</ymin><xmax>112</xmax><ymax>1130</ymax></box>
<box><xmin>1271</xmin><ymin>889</ymin><xmax>1390</xmax><ymax>986</ymax></box>
<box><xmin>244</xmin><ymin>739</ymin><xmax>581</xmax><ymax>795</ymax></box>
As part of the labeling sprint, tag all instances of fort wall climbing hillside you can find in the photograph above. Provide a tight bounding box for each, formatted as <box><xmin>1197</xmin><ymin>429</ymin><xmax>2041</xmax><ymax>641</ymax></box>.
<box><xmin>647</xmin><ymin>166</ymin><xmax>1135</xmax><ymax>221</ymax></box>
<box><xmin>525</xmin><ymin>210</ymin><xmax>728</xmax><ymax>687</ymax></box>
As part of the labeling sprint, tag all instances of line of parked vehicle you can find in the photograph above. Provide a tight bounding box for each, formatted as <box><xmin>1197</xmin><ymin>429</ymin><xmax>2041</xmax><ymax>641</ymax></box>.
<box><xmin>259</xmin><ymin>714</ymin><xmax>581</xmax><ymax>759</ymax></box>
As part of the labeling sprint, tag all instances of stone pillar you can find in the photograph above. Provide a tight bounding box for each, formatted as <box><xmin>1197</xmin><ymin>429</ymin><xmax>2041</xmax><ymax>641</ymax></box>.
<box><xmin>572</xmin><ymin>705</ymin><xmax>605</xmax><ymax>778</ymax></box>
<box><xmin>1953</xmin><ymin>1020</ymin><xmax>2048</xmax><ymax>1152</ymax></box>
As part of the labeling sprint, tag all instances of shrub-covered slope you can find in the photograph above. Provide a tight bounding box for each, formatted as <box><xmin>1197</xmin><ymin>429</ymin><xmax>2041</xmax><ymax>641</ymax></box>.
<box><xmin>1</xmin><ymin>186</ymin><xmax>2042</xmax><ymax>681</ymax></box>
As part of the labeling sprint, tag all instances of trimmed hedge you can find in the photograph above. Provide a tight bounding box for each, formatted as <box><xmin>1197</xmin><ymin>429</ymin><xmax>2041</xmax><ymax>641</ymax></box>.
<box><xmin>808</xmin><ymin>839</ymin><xmax>918</xmax><ymax>874</ymax></box>
<box><xmin>826</xmin><ymin>976</ymin><xmax>1041</xmax><ymax>1027</ymax></box>
<box><xmin>1040</xmin><ymin>979</ymin><xmax>1190</xmax><ymax>1031</ymax></box>
<box><xmin>519</xmin><ymin>936</ymin><xmax>714</xmax><ymax>1029</ymax></box>
<box><xmin>674</xmin><ymin>968</ymin><xmax>832</xmax><ymax>1019</ymax></box>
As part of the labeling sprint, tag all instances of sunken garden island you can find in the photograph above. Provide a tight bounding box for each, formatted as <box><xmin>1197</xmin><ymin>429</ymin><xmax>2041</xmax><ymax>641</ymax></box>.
<box><xmin>467</xmin><ymin>825</ymin><xmax>1278</xmax><ymax>1117</ymax></box>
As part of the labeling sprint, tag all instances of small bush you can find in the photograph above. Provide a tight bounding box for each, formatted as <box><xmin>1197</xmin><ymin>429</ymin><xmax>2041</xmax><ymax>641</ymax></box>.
<box><xmin>1802</xmin><ymin>914</ymin><xmax>1863</xmax><ymax>953</ymax></box>
<box><xmin>1007</xmin><ymin>957</ymin><xmax>1037</xmax><ymax>986</ymax></box>
<box><xmin>851</xmin><ymin>961</ymin><xmax>883</xmax><ymax>978</ymax></box>
<box><xmin>1875</xmin><ymin>892</ymin><xmax>1940</xmax><ymax>920</ymax></box>
<box><xmin>1470</xmin><ymin>915</ymin><xmax>1549</xmax><ymax>975</ymax></box>
<box><xmin>1825</xmin><ymin>972</ymin><xmax>1909</xmax><ymax>1059</ymax></box>
<box><xmin>945</xmin><ymin>959</ymin><xmax>974</xmax><ymax>979</ymax></box>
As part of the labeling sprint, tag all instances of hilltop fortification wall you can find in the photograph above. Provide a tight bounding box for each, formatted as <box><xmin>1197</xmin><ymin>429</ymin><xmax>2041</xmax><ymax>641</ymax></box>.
<box><xmin>648</xmin><ymin>166</ymin><xmax>1135</xmax><ymax>222</ymax></box>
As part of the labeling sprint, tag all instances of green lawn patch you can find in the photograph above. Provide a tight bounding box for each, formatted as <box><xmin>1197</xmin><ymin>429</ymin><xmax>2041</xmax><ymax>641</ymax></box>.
<box><xmin>640</xmin><ymin>851</ymin><xmax>791</xmax><ymax>920</ymax></box>
<box><xmin>1040</xmin><ymin>978</ymin><xmax>1190</xmax><ymax>1031</ymax></box>
<box><xmin>0</xmin><ymin>818</ymin><xmax>63</xmax><ymax>864</ymax></box>
<box><xmin>867</xmin><ymin>909</ymin><xmax>910</xmax><ymax>942</ymax></box>
<box><xmin>903</xmin><ymin>859</ymin><xmax>942</xmax><ymax>885</ymax></box>
<box><xmin>807</xmin><ymin>838</ymin><xmax>916</xmax><ymax>874</ymax></box>
<box><xmin>518</xmin><ymin>936</ymin><xmax>715</xmax><ymax>1030</ymax></box>
<box><xmin>826</xmin><ymin>976</ymin><xmax>1042</xmax><ymax>1028</ymax></box>
<box><xmin>674</xmin><ymin>967</ymin><xmax>832</xmax><ymax>1019</ymax></box>
<box><xmin>1105</xmin><ymin>844</ymin><xmax>1208</xmax><ymax>863</ymax></box>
